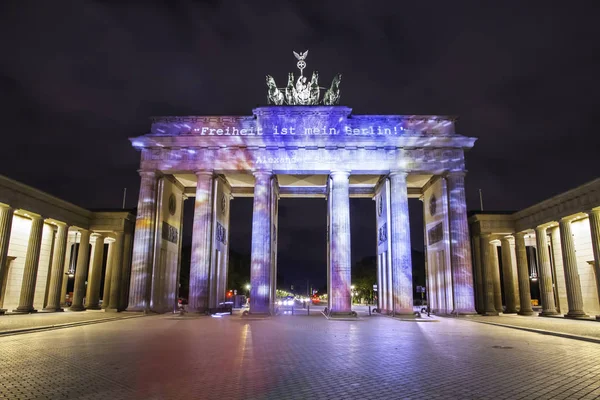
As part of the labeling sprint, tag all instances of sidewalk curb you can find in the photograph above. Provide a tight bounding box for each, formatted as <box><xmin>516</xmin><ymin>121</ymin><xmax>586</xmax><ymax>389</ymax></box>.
<box><xmin>0</xmin><ymin>314</ymin><xmax>147</xmax><ymax>337</ymax></box>
<box><xmin>469</xmin><ymin>319</ymin><xmax>600</xmax><ymax>344</ymax></box>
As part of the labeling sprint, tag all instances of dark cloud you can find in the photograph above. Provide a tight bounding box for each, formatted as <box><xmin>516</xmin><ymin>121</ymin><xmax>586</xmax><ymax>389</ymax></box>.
<box><xmin>1</xmin><ymin>1</ymin><xmax>599</xmax><ymax>288</ymax></box>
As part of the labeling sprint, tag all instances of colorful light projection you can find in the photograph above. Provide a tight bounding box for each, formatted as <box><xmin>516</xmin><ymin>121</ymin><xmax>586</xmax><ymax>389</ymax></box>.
<box><xmin>129</xmin><ymin>104</ymin><xmax>476</xmax><ymax>316</ymax></box>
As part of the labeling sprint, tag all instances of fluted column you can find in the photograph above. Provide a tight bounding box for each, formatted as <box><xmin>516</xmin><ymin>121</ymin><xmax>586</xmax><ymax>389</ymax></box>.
<box><xmin>500</xmin><ymin>237</ymin><xmax>518</xmax><ymax>313</ymax></box>
<box><xmin>0</xmin><ymin>205</ymin><xmax>14</xmax><ymax>312</ymax></box>
<box><xmin>102</xmin><ymin>239</ymin><xmax>115</xmax><ymax>308</ymax></box>
<box><xmin>70</xmin><ymin>229</ymin><xmax>91</xmax><ymax>311</ymax></box>
<box><xmin>471</xmin><ymin>236</ymin><xmax>484</xmax><ymax>313</ymax></box>
<box><xmin>119</xmin><ymin>232</ymin><xmax>133</xmax><ymax>311</ymax></box>
<box><xmin>85</xmin><ymin>234</ymin><xmax>105</xmax><ymax>310</ymax></box>
<box><xmin>59</xmin><ymin>236</ymin><xmax>75</xmax><ymax>308</ymax></box>
<box><xmin>535</xmin><ymin>226</ymin><xmax>558</xmax><ymax>316</ymax></box>
<box><xmin>588</xmin><ymin>209</ymin><xmax>600</xmax><ymax>320</ymax></box>
<box><xmin>514</xmin><ymin>232</ymin><xmax>534</xmax><ymax>315</ymax></box>
<box><xmin>490</xmin><ymin>241</ymin><xmax>503</xmax><ymax>312</ymax></box>
<box><xmin>107</xmin><ymin>232</ymin><xmax>125</xmax><ymax>311</ymax></box>
<box><xmin>14</xmin><ymin>215</ymin><xmax>45</xmax><ymax>313</ymax></box>
<box><xmin>446</xmin><ymin>172</ymin><xmax>477</xmax><ymax>314</ymax></box>
<box><xmin>43</xmin><ymin>223</ymin><xmax>70</xmax><ymax>311</ymax></box>
<box><xmin>189</xmin><ymin>171</ymin><xmax>214</xmax><ymax>313</ymax></box>
<box><xmin>559</xmin><ymin>217</ymin><xmax>588</xmax><ymax>318</ymax></box>
<box><xmin>250</xmin><ymin>171</ymin><xmax>273</xmax><ymax>314</ymax></box>
<box><xmin>389</xmin><ymin>171</ymin><xmax>413</xmax><ymax>315</ymax></box>
<box><xmin>127</xmin><ymin>170</ymin><xmax>158</xmax><ymax>312</ymax></box>
<box><xmin>479</xmin><ymin>234</ymin><xmax>498</xmax><ymax>315</ymax></box>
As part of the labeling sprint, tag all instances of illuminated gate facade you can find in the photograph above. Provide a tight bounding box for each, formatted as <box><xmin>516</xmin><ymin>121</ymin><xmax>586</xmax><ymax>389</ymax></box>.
<box><xmin>126</xmin><ymin>105</ymin><xmax>477</xmax><ymax>316</ymax></box>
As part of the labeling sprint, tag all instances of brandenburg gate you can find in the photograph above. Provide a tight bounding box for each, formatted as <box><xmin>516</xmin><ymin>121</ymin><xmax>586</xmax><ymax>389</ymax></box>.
<box><xmin>126</xmin><ymin>52</ymin><xmax>477</xmax><ymax>317</ymax></box>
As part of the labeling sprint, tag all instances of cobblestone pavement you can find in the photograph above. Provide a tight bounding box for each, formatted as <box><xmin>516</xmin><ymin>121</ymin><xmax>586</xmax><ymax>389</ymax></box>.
<box><xmin>1</xmin><ymin>313</ymin><xmax>600</xmax><ymax>400</ymax></box>
<box><xmin>0</xmin><ymin>310</ymin><xmax>142</xmax><ymax>334</ymax></box>
<box><xmin>468</xmin><ymin>314</ymin><xmax>600</xmax><ymax>340</ymax></box>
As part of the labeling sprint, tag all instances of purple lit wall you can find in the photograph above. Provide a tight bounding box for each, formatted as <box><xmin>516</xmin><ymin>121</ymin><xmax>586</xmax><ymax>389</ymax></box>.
<box><xmin>128</xmin><ymin>106</ymin><xmax>477</xmax><ymax>315</ymax></box>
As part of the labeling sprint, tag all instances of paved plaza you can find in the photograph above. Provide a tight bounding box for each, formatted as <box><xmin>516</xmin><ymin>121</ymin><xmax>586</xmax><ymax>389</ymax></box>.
<box><xmin>1</xmin><ymin>313</ymin><xmax>599</xmax><ymax>399</ymax></box>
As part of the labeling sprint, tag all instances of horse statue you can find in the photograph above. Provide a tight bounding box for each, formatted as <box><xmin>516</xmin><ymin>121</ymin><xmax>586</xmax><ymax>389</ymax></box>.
<box><xmin>309</xmin><ymin>71</ymin><xmax>320</xmax><ymax>105</ymax></box>
<box><xmin>266</xmin><ymin>75</ymin><xmax>284</xmax><ymax>105</ymax></box>
<box><xmin>323</xmin><ymin>73</ymin><xmax>342</xmax><ymax>105</ymax></box>
<box><xmin>295</xmin><ymin>75</ymin><xmax>311</xmax><ymax>105</ymax></box>
<box><xmin>285</xmin><ymin>72</ymin><xmax>296</xmax><ymax>105</ymax></box>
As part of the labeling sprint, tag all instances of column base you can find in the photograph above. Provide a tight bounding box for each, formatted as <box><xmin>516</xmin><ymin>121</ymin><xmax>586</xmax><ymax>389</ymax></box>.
<box><xmin>327</xmin><ymin>311</ymin><xmax>358</xmax><ymax>319</ymax></box>
<box><xmin>596</xmin><ymin>315</ymin><xmax>600</xmax><ymax>321</ymax></box>
<box><xmin>0</xmin><ymin>308</ymin><xmax>6</xmax><ymax>315</ymax></box>
<box><xmin>564</xmin><ymin>312</ymin><xmax>589</xmax><ymax>319</ymax></box>
<box><xmin>85</xmin><ymin>305</ymin><xmax>102</xmax><ymax>310</ymax></box>
<box><xmin>13</xmin><ymin>307</ymin><xmax>37</xmax><ymax>314</ymax></box>
<box><xmin>69</xmin><ymin>305</ymin><xmax>86</xmax><ymax>312</ymax></box>
<box><xmin>245</xmin><ymin>311</ymin><xmax>272</xmax><ymax>318</ymax></box>
<box><xmin>455</xmin><ymin>311</ymin><xmax>479</xmax><ymax>316</ymax></box>
<box><xmin>480</xmin><ymin>310</ymin><xmax>499</xmax><ymax>316</ymax></box>
<box><xmin>539</xmin><ymin>310</ymin><xmax>559</xmax><ymax>317</ymax></box>
<box><xmin>503</xmin><ymin>309</ymin><xmax>518</xmax><ymax>314</ymax></box>
<box><xmin>41</xmin><ymin>307</ymin><xmax>64</xmax><ymax>312</ymax></box>
<box><xmin>104</xmin><ymin>308</ymin><xmax>121</xmax><ymax>313</ymax></box>
<box><xmin>518</xmin><ymin>310</ymin><xmax>536</xmax><ymax>316</ymax></box>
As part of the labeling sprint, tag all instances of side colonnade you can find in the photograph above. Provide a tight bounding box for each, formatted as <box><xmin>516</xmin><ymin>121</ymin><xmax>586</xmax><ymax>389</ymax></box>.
<box><xmin>0</xmin><ymin>175</ymin><xmax>135</xmax><ymax>314</ymax></box>
<box><xmin>469</xmin><ymin>179</ymin><xmax>600</xmax><ymax>320</ymax></box>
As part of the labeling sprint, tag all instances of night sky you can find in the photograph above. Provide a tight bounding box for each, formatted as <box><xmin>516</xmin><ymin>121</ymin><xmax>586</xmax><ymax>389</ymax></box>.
<box><xmin>1</xmin><ymin>2</ymin><xmax>599</xmax><ymax>291</ymax></box>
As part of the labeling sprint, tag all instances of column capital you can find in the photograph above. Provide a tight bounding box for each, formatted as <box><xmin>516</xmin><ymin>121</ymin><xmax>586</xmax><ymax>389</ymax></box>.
<box><xmin>138</xmin><ymin>169</ymin><xmax>159</xmax><ymax>179</ymax></box>
<box><xmin>388</xmin><ymin>170</ymin><xmax>408</xmax><ymax>179</ymax></box>
<box><xmin>330</xmin><ymin>170</ymin><xmax>351</xmax><ymax>179</ymax></box>
<box><xmin>443</xmin><ymin>170</ymin><xmax>468</xmax><ymax>178</ymax></box>
<box><xmin>0</xmin><ymin>203</ymin><xmax>13</xmax><ymax>211</ymax></box>
<box><xmin>514</xmin><ymin>231</ymin><xmax>527</xmax><ymax>239</ymax></box>
<box><xmin>587</xmin><ymin>208</ymin><xmax>600</xmax><ymax>217</ymax></box>
<box><xmin>91</xmin><ymin>232</ymin><xmax>105</xmax><ymax>240</ymax></box>
<box><xmin>252</xmin><ymin>170</ymin><xmax>273</xmax><ymax>179</ymax></box>
<box><xmin>195</xmin><ymin>170</ymin><xmax>214</xmax><ymax>178</ymax></box>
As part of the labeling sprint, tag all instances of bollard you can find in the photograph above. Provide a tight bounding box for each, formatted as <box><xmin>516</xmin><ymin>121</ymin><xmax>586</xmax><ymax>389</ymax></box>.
<box><xmin>292</xmin><ymin>305</ymin><xmax>294</xmax><ymax>315</ymax></box>
<box><xmin>368</xmin><ymin>305</ymin><xmax>371</xmax><ymax>316</ymax></box>
<box><xmin>307</xmin><ymin>304</ymin><xmax>310</xmax><ymax>315</ymax></box>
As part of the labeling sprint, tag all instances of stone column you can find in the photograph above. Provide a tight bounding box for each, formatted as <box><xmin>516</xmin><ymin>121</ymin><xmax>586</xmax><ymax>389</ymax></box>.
<box><xmin>559</xmin><ymin>217</ymin><xmax>588</xmax><ymax>318</ymax></box>
<box><xmin>489</xmin><ymin>241</ymin><xmax>503</xmax><ymax>312</ymax></box>
<box><xmin>0</xmin><ymin>205</ymin><xmax>14</xmax><ymax>312</ymax></box>
<box><xmin>43</xmin><ymin>223</ymin><xmax>70</xmax><ymax>311</ymax></box>
<box><xmin>119</xmin><ymin>232</ymin><xmax>133</xmax><ymax>311</ymax></box>
<box><xmin>85</xmin><ymin>234</ymin><xmax>105</xmax><ymax>310</ymax></box>
<box><xmin>59</xmin><ymin>236</ymin><xmax>75</xmax><ymax>308</ymax></box>
<box><xmin>471</xmin><ymin>236</ymin><xmax>484</xmax><ymax>314</ymax></box>
<box><xmin>389</xmin><ymin>171</ymin><xmax>413</xmax><ymax>315</ymax></box>
<box><xmin>500</xmin><ymin>237</ymin><xmax>518</xmax><ymax>313</ymax></box>
<box><xmin>14</xmin><ymin>215</ymin><xmax>45</xmax><ymax>313</ymax></box>
<box><xmin>327</xmin><ymin>171</ymin><xmax>352</xmax><ymax>315</ymax></box>
<box><xmin>514</xmin><ymin>232</ymin><xmax>534</xmax><ymax>315</ymax></box>
<box><xmin>446</xmin><ymin>172</ymin><xmax>477</xmax><ymax>314</ymax></box>
<box><xmin>189</xmin><ymin>171</ymin><xmax>214</xmax><ymax>313</ymax></box>
<box><xmin>535</xmin><ymin>226</ymin><xmax>558</xmax><ymax>316</ymax></box>
<box><xmin>479</xmin><ymin>234</ymin><xmax>498</xmax><ymax>315</ymax></box>
<box><xmin>102</xmin><ymin>239</ymin><xmax>115</xmax><ymax>308</ymax></box>
<box><xmin>588</xmin><ymin>209</ymin><xmax>600</xmax><ymax>320</ymax></box>
<box><xmin>107</xmin><ymin>232</ymin><xmax>125</xmax><ymax>311</ymax></box>
<box><xmin>128</xmin><ymin>170</ymin><xmax>158</xmax><ymax>312</ymax></box>
<box><xmin>249</xmin><ymin>171</ymin><xmax>273</xmax><ymax>314</ymax></box>
<box><xmin>70</xmin><ymin>229</ymin><xmax>91</xmax><ymax>311</ymax></box>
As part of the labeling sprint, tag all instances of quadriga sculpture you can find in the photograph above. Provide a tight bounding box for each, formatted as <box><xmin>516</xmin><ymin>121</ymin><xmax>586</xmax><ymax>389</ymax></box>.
<box><xmin>266</xmin><ymin>75</ymin><xmax>284</xmax><ymax>105</ymax></box>
<box><xmin>323</xmin><ymin>74</ymin><xmax>342</xmax><ymax>105</ymax></box>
